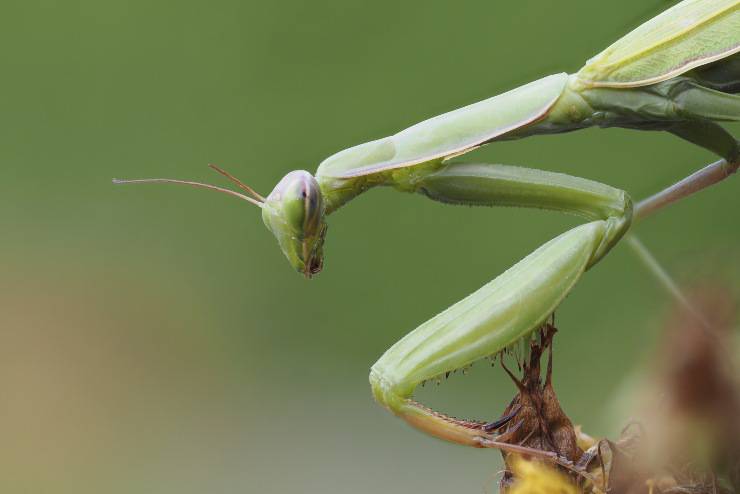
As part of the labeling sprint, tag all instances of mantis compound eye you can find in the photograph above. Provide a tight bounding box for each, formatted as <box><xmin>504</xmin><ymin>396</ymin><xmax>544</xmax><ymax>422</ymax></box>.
<box><xmin>261</xmin><ymin>170</ymin><xmax>327</xmax><ymax>278</ymax></box>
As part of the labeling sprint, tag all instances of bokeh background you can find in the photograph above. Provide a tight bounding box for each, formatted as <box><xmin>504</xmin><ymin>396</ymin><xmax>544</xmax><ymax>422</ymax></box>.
<box><xmin>1</xmin><ymin>0</ymin><xmax>738</xmax><ymax>492</ymax></box>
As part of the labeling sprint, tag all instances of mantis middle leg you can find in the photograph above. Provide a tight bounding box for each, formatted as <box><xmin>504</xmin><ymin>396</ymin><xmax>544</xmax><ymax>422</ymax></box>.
<box><xmin>581</xmin><ymin>77</ymin><xmax>740</xmax><ymax>162</ymax></box>
<box><xmin>369</xmin><ymin>163</ymin><xmax>632</xmax><ymax>447</ymax></box>
<box><xmin>667</xmin><ymin>81</ymin><xmax>740</xmax><ymax>163</ymax></box>
<box><xmin>668</xmin><ymin>121</ymin><xmax>739</xmax><ymax>164</ymax></box>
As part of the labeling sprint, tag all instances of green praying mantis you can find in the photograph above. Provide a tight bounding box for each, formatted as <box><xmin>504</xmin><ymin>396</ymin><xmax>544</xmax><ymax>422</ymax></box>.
<box><xmin>116</xmin><ymin>0</ymin><xmax>740</xmax><ymax>449</ymax></box>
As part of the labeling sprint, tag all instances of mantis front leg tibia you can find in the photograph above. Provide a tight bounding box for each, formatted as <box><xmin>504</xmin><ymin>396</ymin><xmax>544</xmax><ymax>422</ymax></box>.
<box><xmin>369</xmin><ymin>163</ymin><xmax>632</xmax><ymax>447</ymax></box>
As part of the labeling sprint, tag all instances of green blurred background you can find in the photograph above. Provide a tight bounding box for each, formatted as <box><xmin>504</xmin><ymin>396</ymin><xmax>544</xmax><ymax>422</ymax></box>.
<box><xmin>1</xmin><ymin>0</ymin><xmax>738</xmax><ymax>492</ymax></box>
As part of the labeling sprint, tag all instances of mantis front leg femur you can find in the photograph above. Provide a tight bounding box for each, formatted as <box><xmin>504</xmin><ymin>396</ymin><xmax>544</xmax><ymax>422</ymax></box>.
<box><xmin>115</xmin><ymin>0</ymin><xmax>738</xmax><ymax>448</ymax></box>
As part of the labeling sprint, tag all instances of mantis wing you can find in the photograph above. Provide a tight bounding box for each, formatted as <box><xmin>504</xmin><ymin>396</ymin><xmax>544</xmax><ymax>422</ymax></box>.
<box><xmin>577</xmin><ymin>0</ymin><xmax>740</xmax><ymax>88</ymax></box>
<box><xmin>316</xmin><ymin>73</ymin><xmax>568</xmax><ymax>179</ymax></box>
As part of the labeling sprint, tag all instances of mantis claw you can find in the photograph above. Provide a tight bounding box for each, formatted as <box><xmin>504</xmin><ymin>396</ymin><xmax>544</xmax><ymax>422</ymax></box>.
<box><xmin>484</xmin><ymin>404</ymin><xmax>523</xmax><ymax>432</ymax></box>
<box><xmin>492</xmin><ymin>419</ymin><xmax>526</xmax><ymax>444</ymax></box>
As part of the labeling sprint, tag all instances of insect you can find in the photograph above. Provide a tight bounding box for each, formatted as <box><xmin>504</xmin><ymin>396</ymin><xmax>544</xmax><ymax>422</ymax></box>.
<box><xmin>115</xmin><ymin>0</ymin><xmax>739</xmax><ymax>449</ymax></box>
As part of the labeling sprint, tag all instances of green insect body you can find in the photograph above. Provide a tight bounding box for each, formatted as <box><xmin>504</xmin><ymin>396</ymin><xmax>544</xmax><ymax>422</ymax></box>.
<box><xmin>116</xmin><ymin>0</ymin><xmax>740</xmax><ymax>448</ymax></box>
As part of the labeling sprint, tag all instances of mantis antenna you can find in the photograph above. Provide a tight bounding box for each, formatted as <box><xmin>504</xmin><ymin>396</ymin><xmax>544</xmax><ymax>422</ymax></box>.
<box><xmin>112</xmin><ymin>177</ymin><xmax>264</xmax><ymax>208</ymax></box>
<box><xmin>208</xmin><ymin>163</ymin><xmax>266</xmax><ymax>202</ymax></box>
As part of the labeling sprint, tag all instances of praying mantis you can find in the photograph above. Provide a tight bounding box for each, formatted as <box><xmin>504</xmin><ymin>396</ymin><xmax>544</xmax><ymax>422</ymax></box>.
<box><xmin>115</xmin><ymin>0</ymin><xmax>740</xmax><ymax>450</ymax></box>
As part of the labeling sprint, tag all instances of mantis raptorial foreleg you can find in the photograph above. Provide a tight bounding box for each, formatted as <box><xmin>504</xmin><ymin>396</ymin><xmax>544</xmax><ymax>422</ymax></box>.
<box><xmin>370</xmin><ymin>223</ymin><xmax>605</xmax><ymax>446</ymax></box>
<box><xmin>369</xmin><ymin>163</ymin><xmax>632</xmax><ymax>447</ymax></box>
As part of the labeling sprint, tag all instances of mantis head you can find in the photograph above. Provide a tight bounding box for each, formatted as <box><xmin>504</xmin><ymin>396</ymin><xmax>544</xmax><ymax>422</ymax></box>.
<box><xmin>113</xmin><ymin>165</ymin><xmax>328</xmax><ymax>279</ymax></box>
<box><xmin>261</xmin><ymin>170</ymin><xmax>327</xmax><ymax>278</ymax></box>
